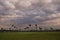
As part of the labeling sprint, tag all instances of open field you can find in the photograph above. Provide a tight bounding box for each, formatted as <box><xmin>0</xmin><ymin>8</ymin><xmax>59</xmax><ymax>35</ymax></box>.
<box><xmin>0</xmin><ymin>32</ymin><xmax>60</xmax><ymax>40</ymax></box>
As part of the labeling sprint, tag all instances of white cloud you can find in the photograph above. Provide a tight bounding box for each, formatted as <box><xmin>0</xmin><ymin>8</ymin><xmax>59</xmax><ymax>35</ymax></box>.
<box><xmin>47</xmin><ymin>12</ymin><xmax>60</xmax><ymax>19</ymax></box>
<box><xmin>41</xmin><ymin>0</ymin><xmax>52</xmax><ymax>3</ymax></box>
<box><xmin>19</xmin><ymin>0</ymin><xmax>32</xmax><ymax>7</ymax></box>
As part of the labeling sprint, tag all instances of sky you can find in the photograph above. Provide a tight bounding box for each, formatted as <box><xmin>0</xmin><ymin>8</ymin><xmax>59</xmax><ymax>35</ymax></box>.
<box><xmin>0</xmin><ymin>0</ymin><xmax>60</xmax><ymax>28</ymax></box>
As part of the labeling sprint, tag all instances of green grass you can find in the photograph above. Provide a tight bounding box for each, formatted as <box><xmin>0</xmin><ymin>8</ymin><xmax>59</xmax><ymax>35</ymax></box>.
<box><xmin>0</xmin><ymin>32</ymin><xmax>60</xmax><ymax>40</ymax></box>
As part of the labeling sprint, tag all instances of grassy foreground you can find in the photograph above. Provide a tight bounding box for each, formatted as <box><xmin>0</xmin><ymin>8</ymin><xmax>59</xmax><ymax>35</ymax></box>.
<box><xmin>0</xmin><ymin>32</ymin><xmax>60</xmax><ymax>40</ymax></box>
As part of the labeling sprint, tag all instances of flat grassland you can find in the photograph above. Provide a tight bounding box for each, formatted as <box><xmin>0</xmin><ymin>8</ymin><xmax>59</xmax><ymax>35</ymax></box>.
<box><xmin>0</xmin><ymin>32</ymin><xmax>60</xmax><ymax>40</ymax></box>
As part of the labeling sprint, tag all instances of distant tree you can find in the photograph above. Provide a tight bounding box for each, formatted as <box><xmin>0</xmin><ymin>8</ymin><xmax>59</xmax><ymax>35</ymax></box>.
<box><xmin>1</xmin><ymin>28</ymin><xmax>3</xmax><ymax>30</ymax></box>
<box><xmin>9</xmin><ymin>28</ymin><xmax>11</xmax><ymax>30</ymax></box>
<box><xmin>50</xmin><ymin>27</ymin><xmax>53</xmax><ymax>31</ymax></box>
<box><xmin>29</xmin><ymin>24</ymin><xmax>32</xmax><ymax>31</ymax></box>
<box><xmin>39</xmin><ymin>27</ymin><xmax>42</xmax><ymax>31</ymax></box>
<box><xmin>35</xmin><ymin>24</ymin><xmax>37</xmax><ymax>30</ymax></box>
<box><xmin>0</xmin><ymin>28</ymin><xmax>4</xmax><ymax>32</ymax></box>
<box><xmin>12</xmin><ymin>24</ymin><xmax>14</xmax><ymax>27</ymax></box>
<box><xmin>12</xmin><ymin>24</ymin><xmax>16</xmax><ymax>29</ymax></box>
<box><xmin>24</xmin><ymin>27</ymin><xmax>29</xmax><ymax>29</ymax></box>
<box><xmin>29</xmin><ymin>24</ymin><xmax>31</xmax><ymax>27</ymax></box>
<box><xmin>24</xmin><ymin>27</ymin><xmax>29</xmax><ymax>31</ymax></box>
<box><xmin>35</xmin><ymin>24</ymin><xmax>37</xmax><ymax>27</ymax></box>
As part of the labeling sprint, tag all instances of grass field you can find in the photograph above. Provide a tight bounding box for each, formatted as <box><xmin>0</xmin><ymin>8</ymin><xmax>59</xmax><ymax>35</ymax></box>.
<box><xmin>0</xmin><ymin>32</ymin><xmax>60</xmax><ymax>40</ymax></box>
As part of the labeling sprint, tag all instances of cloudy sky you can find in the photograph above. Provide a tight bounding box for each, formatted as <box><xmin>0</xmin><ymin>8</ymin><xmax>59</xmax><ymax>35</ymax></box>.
<box><xmin>0</xmin><ymin>0</ymin><xmax>60</xmax><ymax>28</ymax></box>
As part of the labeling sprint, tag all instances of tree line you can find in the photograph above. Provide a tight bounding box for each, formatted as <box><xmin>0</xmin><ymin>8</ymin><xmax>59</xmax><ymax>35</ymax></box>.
<box><xmin>0</xmin><ymin>24</ymin><xmax>60</xmax><ymax>32</ymax></box>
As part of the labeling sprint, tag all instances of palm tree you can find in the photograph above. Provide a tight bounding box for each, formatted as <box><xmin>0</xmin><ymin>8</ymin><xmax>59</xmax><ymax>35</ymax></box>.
<box><xmin>11</xmin><ymin>24</ymin><xmax>16</xmax><ymax>31</ymax></box>
<box><xmin>1</xmin><ymin>28</ymin><xmax>3</xmax><ymax>30</ymax></box>
<box><xmin>39</xmin><ymin>27</ymin><xmax>42</xmax><ymax>31</ymax></box>
<box><xmin>50</xmin><ymin>27</ymin><xmax>53</xmax><ymax>31</ymax></box>
<box><xmin>29</xmin><ymin>24</ymin><xmax>31</xmax><ymax>27</ymax></box>
<box><xmin>12</xmin><ymin>24</ymin><xmax>16</xmax><ymax>28</ymax></box>
<box><xmin>9</xmin><ymin>28</ymin><xmax>11</xmax><ymax>30</ymax></box>
<box><xmin>35</xmin><ymin>24</ymin><xmax>37</xmax><ymax>26</ymax></box>
<box><xmin>9</xmin><ymin>28</ymin><xmax>11</xmax><ymax>32</ymax></box>
<box><xmin>12</xmin><ymin>24</ymin><xmax>15</xmax><ymax>27</ymax></box>
<box><xmin>35</xmin><ymin>24</ymin><xmax>37</xmax><ymax>31</ymax></box>
<box><xmin>1</xmin><ymin>28</ymin><xmax>4</xmax><ymax>32</ymax></box>
<box><xmin>29</xmin><ymin>24</ymin><xmax>32</xmax><ymax>31</ymax></box>
<box><xmin>24</xmin><ymin>27</ymin><xmax>29</xmax><ymax>31</ymax></box>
